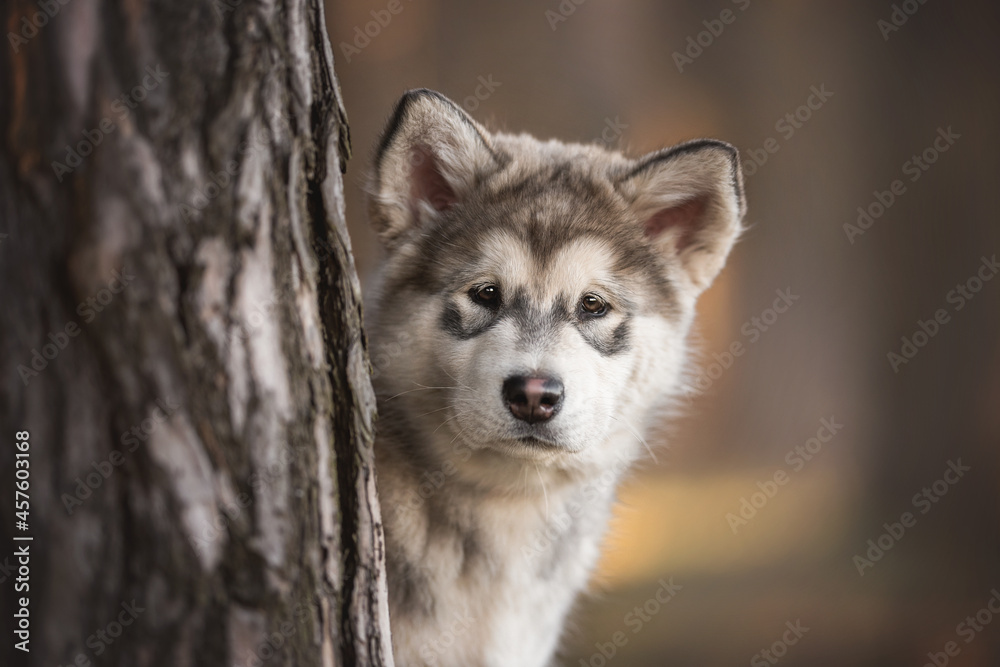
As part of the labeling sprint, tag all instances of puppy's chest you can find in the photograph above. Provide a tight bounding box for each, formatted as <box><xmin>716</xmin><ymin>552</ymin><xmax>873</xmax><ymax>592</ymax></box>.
<box><xmin>424</xmin><ymin>491</ymin><xmax>604</xmax><ymax>589</ymax></box>
<box><xmin>387</xmin><ymin>485</ymin><xmax>613</xmax><ymax>663</ymax></box>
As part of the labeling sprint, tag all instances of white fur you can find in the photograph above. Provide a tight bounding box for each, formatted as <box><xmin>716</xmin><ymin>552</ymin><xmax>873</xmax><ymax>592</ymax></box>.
<box><xmin>366</xmin><ymin>90</ymin><xmax>745</xmax><ymax>666</ymax></box>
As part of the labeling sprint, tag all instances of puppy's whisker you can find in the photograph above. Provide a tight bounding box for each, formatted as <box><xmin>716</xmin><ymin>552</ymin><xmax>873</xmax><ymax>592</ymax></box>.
<box><xmin>415</xmin><ymin>405</ymin><xmax>453</xmax><ymax>419</ymax></box>
<box><xmin>438</xmin><ymin>367</ymin><xmax>481</xmax><ymax>395</ymax></box>
<box><xmin>383</xmin><ymin>383</ymin><xmax>459</xmax><ymax>402</ymax></box>
<box><xmin>450</xmin><ymin>427</ymin><xmax>470</xmax><ymax>446</ymax></box>
<box><xmin>433</xmin><ymin>411</ymin><xmax>464</xmax><ymax>435</ymax></box>
<box><xmin>608</xmin><ymin>414</ymin><xmax>659</xmax><ymax>465</ymax></box>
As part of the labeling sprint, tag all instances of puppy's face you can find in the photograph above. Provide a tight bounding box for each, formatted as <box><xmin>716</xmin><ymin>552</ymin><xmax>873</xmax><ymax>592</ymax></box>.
<box><xmin>367</xmin><ymin>90</ymin><xmax>744</xmax><ymax>470</ymax></box>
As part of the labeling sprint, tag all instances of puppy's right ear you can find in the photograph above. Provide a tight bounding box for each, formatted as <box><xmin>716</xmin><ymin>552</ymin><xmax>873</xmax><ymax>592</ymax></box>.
<box><xmin>369</xmin><ymin>89</ymin><xmax>504</xmax><ymax>248</ymax></box>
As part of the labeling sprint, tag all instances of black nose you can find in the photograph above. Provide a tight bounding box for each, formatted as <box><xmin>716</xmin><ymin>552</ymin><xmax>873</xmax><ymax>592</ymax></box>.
<box><xmin>502</xmin><ymin>375</ymin><xmax>564</xmax><ymax>424</ymax></box>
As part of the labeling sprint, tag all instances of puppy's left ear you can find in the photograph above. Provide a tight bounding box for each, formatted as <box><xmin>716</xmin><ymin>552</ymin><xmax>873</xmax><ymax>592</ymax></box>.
<box><xmin>615</xmin><ymin>140</ymin><xmax>746</xmax><ymax>293</ymax></box>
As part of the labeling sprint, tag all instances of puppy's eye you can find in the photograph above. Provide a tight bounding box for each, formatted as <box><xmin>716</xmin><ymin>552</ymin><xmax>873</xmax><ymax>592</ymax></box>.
<box><xmin>580</xmin><ymin>294</ymin><xmax>608</xmax><ymax>317</ymax></box>
<box><xmin>470</xmin><ymin>284</ymin><xmax>501</xmax><ymax>309</ymax></box>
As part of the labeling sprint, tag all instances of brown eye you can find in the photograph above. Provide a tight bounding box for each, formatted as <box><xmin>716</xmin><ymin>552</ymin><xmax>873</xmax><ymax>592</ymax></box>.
<box><xmin>580</xmin><ymin>294</ymin><xmax>608</xmax><ymax>317</ymax></box>
<box><xmin>470</xmin><ymin>284</ymin><xmax>501</xmax><ymax>309</ymax></box>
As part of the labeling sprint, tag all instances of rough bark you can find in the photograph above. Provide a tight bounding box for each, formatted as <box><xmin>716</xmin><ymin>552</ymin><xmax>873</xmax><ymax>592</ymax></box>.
<box><xmin>0</xmin><ymin>0</ymin><xmax>392</xmax><ymax>665</ymax></box>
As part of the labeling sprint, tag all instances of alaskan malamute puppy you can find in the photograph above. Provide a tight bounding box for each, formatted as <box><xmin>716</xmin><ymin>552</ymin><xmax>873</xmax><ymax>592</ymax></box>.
<box><xmin>365</xmin><ymin>89</ymin><xmax>745</xmax><ymax>666</ymax></box>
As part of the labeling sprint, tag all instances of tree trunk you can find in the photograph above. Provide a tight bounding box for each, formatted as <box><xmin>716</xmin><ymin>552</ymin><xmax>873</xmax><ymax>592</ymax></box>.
<box><xmin>0</xmin><ymin>1</ymin><xmax>393</xmax><ymax>665</ymax></box>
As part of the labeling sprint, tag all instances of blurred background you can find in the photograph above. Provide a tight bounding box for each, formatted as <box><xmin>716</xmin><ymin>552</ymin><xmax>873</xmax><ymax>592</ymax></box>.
<box><xmin>325</xmin><ymin>1</ymin><xmax>1000</xmax><ymax>664</ymax></box>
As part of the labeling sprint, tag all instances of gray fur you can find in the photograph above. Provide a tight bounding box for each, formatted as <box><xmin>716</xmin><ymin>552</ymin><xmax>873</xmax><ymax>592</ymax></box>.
<box><xmin>365</xmin><ymin>89</ymin><xmax>745</xmax><ymax>666</ymax></box>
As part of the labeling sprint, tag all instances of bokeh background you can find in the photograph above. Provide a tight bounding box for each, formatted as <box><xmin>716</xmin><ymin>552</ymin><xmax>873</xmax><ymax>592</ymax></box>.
<box><xmin>325</xmin><ymin>1</ymin><xmax>1000</xmax><ymax>664</ymax></box>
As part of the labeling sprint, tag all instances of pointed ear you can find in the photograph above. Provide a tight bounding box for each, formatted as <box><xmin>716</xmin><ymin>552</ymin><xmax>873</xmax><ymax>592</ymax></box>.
<box><xmin>615</xmin><ymin>140</ymin><xmax>746</xmax><ymax>292</ymax></box>
<box><xmin>369</xmin><ymin>89</ymin><xmax>505</xmax><ymax>247</ymax></box>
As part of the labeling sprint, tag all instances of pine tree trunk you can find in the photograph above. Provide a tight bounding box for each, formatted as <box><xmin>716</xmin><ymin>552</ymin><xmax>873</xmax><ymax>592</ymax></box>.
<box><xmin>0</xmin><ymin>0</ymin><xmax>393</xmax><ymax>665</ymax></box>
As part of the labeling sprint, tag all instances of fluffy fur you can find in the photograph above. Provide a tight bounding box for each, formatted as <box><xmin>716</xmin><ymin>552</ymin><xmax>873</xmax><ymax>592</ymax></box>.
<box><xmin>364</xmin><ymin>89</ymin><xmax>745</xmax><ymax>666</ymax></box>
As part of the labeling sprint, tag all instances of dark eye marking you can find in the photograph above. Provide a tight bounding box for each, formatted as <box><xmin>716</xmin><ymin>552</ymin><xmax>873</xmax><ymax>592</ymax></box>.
<box><xmin>440</xmin><ymin>300</ymin><xmax>500</xmax><ymax>340</ymax></box>
<box><xmin>574</xmin><ymin>291</ymin><xmax>632</xmax><ymax>356</ymax></box>
<box><xmin>578</xmin><ymin>319</ymin><xmax>631</xmax><ymax>357</ymax></box>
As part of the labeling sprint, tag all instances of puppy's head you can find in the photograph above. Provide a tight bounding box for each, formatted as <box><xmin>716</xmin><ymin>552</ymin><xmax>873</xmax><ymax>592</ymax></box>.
<box><xmin>367</xmin><ymin>90</ymin><xmax>745</xmax><ymax>476</ymax></box>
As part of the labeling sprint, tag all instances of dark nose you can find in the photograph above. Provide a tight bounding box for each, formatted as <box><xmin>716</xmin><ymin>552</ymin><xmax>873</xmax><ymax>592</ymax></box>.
<box><xmin>502</xmin><ymin>375</ymin><xmax>564</xmax><ymax>424</ymax></box>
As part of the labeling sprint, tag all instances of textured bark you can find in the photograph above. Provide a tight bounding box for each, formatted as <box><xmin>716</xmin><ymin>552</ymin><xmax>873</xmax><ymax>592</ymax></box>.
<box><xmin>0</xmin><ymin>0</ymin><xmax>392</xmax><ymax>665</ymax></box>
